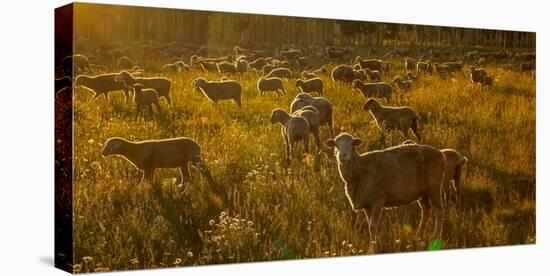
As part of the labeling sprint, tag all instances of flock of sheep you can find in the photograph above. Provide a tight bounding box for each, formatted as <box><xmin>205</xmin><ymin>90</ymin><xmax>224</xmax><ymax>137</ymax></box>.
<box><xmin>56</xmin><ymin>43</ymin><xmax>535</xmax><ymax>245</ymax></box>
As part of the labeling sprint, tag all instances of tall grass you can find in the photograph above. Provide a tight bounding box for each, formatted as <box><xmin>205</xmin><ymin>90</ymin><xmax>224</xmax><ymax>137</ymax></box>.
<box><xmin>71</xmin><ymin>60</ymin><xmax>535</xmax><ymax>272</ymax></box>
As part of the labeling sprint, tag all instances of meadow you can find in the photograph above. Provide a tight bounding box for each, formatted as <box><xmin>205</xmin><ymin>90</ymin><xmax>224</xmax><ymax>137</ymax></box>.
<box><xmin>71</xmin><ymin>58</ymin><xmax>535</xmax><ymax>272</ymax></box>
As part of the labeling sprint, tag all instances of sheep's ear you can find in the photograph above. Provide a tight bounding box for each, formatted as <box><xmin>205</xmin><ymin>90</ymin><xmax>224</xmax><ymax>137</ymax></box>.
<box><xmin>352</xmin><ymin>138</ymin><xmax>365</xmax><ymax>147</ymax></box>
<box><xmin>324</xmin><ymin>139</ymin><xmax>336</xmax><ymax>148</ymax></box>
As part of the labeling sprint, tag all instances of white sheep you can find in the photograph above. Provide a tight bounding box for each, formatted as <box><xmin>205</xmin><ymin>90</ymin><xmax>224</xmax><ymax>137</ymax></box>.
<box><xmin>257</xmin><ymin>77</ymin><xmax>286</xmax><ymax>98</ymax></box>
<box><xmin>270</xmin><ymin>108</ymin><xmax>310</xmax><ymax>164</ymax></box>
<box><xmin>296</xmin><ymin>78</ymin><xmax>324</xmax><ymax>96</ymax></box>
<box><xmin>351</xmin><ymin>79</ymin><xmax>393</xmax><ymax>102</ymax></box>
<box><xmin>362</xmin><ymin>98</ymin><xmax>421</xmax><ymax>142</ymax></box>
<box><xmin>102</xmin><ymin>137</ymin><xmax>215</xmax><ymax>185</ymax></box>
<box><xmin>115</xmin><ymin>71</ymin><xmax>172</xmax><ymax>105</ymax></box>
<box><xmin>266</xmin><ymin>68</ymin><xmax>292</xmax><ymax>79</ymax></box>
<box><xmin>290</xmin><ymin>93</ymin><xmax>334</xmax><ymax>136</ymax></box>
<box><xmin>324</xmin><ymin>132</ymin><xmax>446</xmax><ymax>243</ymax></box>
<box><xmin>129</xmin><ymin>83</ymin><xmax>161</xmax><ymax>116</ymax></box>
<box><xmin>192</xmin><ymin>77</ymin><xmax>242</xmax><ymax>108</ymax></box>
<box><xmin>293</xmin><ymin>106</ymin><xmax>321</xmax><ymax>150</ymax></box>
<box><xmin>75</xmin><ymin>73</ymin><xmax>130</xmax><ymax>102</ymax></box>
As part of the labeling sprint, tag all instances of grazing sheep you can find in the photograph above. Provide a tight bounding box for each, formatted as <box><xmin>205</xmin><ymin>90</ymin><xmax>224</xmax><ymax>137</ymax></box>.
<box><xmin>61</xmin><ymin>54</ymin><xmax>92</xmax><ymax>76</ymax></box>
<box><xmin>117</xmin><ymin>56</ymin><xmax>134</xmax><ymax>69</ymax></box>
<box><xmin>293</xmin><ymin>106</ymin><xmax>321</xmax><ymax>149</ymax></box>
<box><xmin>296</xmin><ymin>78</ymin><xmax>324</xmax><ymax>96</ymax></box>
<box><xmin>469</xmin><ymin>65</ymin><xmax>492</xmax><ymax>90</ymax></box>
<box><xmin>331</xmin><ymin>64</ymin><xmax>355</xmax><ymax>84</ymax></box>
<box><xmin>192</xmin><ymin>77</ymin><xmax>242</xmax><ymax>108</ymax></box>
<box><xmin>362</xmin><ymin>68</ymin><xmax>382</xmax><ymax>82</ymax></box>
<box><xmin>257</xmin><ymin>77</ymin><xmax>286</xmax><ymax>98</ymax></box>
<box><xmin>266</xmin><ymin>68</ymin><xmax>292</xmax><ymax>79</ymax></box>
<box><xmin>416</xmin><ymin>60</ymin><xmax>433</xmax><ymax>74</ymax></box>
<box><xmin>404</xmin><ymin>57</ymin><xmax>417</xmax><ymax>72</ymax></box>
<box><xmin>75</xmin><ymin>73</ymin><xmax>130</xmax><ymax>102</ymax></box>
<box><xmin>352</xmin><ymin>79</ymin><xmax>393</xmax><ymax>102</ymax></box>
<box><xmin>249</xmin><ymin>58</ymin><xmax>268</xmax><ymax>72</ymax></box>
<box><xmin>324</xmin><ymin>132</ymin><xmax>446</xmax><ymax>243</ymax></box>
<box><xmin>363</xmin><ymin>98</ymin><xmax>421</xmax><ymax>142</ymax></box>
<box><xmin>290</xmin><ymin>93</ymin><xmax>334</xmax><ymax>136</ymax></box>
<box><xmin>55</xmin><ymin>76</ymin><xmax>72</xmax><ymax>94</ymax></box>
<box><xmin>101</xmin><ymin>137</ymin><xmax>215</xmax><ymax>185</ymax></box>
<box><xmin>433</xmin><ymin>63</ymin><xmax>451</xmax><ymax>79</ymax></box>
<box><xmin>301</xmin><ymin>71</ymin><xmax>318</xmax><ymax>79</ymax></box>
<box><xmin>217</xmin><ymin>61</ymin><xmax>238</xmax><ymax>74</ymax></box>
<box><xmin>115</xmin><ymin>71</ymin><xmax>172</xmax><ymax>105</ymax></box>
<box><xmin>392</xmin><ymin>76</ymin><xmax>413</xmax><ymax>92</ymax></box>
<box><xmin>270</xmin><ymin>108</ymin><xmax>310</xmax><ymax>163</ymax></box>
<box><xmin>235</xmin><ymin>59</ymin><xmax>248</xmax><ymax>74</ymax></box>
<box><xmin>129</xmin><ymin>83</ymin><xmax>161</xmax><ymax>116</ymax></box>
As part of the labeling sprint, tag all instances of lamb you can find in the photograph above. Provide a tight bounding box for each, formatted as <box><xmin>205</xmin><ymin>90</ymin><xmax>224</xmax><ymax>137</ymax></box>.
<box><xmin>270</xmin><ymin>108</ymin><xmax>310</xmax><ymax>163</ymax></box>
<box><xmin>217</xmin><ymin>61</ymin><xmax>238</xmax><ymax>74</ymax></box>
<box><xmin>266</xmin><ymin>68</ymin><xmax>292</xmax><ymax>79</ymax></box>
<box><xmin>324</xmin><ymin>132</ymin><xmax>446</xmax><ymax>243</ymax></box>
<box><xmin>257</xmin><ymin>77</ymin><xmax>286</xmax><ymax>98</ymax></box>
<box><xmin>101</xmin><ymin>137</ymin><xmax>215</xmax><ymax>185</ymax></box>
<box><xmin>115</xmin><ymin>71</ymin><xmax>172</xmax><ymax>105</ymax></box>
<box><xmin>292</xmin><ymin>106</ymin><xmax>321</xmax><ymax>149</ymax></box>
<box><xmin>362</xmin><ymin>98</ymin><xmax>421</xmax><ymax>142</ymax></box>
<box><xmin>296</xmin><ymin>78</ymin><xmax>324</xmax><ymax>96</ymax></box>
<box><xmin>290</xmin><ymin>93</ymin><xmax>334</xmax><ymax>136</ymax></box>
<box><xmin>469</xmin><ymin>65</ymin><xmax>492</xmax><ymax>90</ymax></box>
<box><xmin>351</xmin><ymin>79</ymin><xmax>393</xmax><ymax>102</ymax></box>
<box><xmin>355</xmin><ymin>57</ymin><xmax>383</xmax><ymax>72</ymax></box>
<box><xmin>416</xmin><ymin>60</ymin><xmax>433</xmax><ymax>74</ymax></box>
<box><xmin>192</xmin><ymin>77</ymin><xmax>242</xmax><ymax>108</ymax></box>
<box><xmin>75</xmin><ymin>73</ymin><xmax>131</xmax><ymax>102</ymax></box>
<box><xmin>197</xmin><ymin>59</ymin><xmax>219</xmax><ymax>72</ymax></box>
<box><xmin>380</xmin><ymin>61</ymin><xmax>391</xmax><ymax>76</ymax></box>
<box><xmin>55</xmin><ymin>76</ymin><xmax>72</xmax><ymax>94</ymax></box>
<box><xmin>61</xmin><ymin>54</ymin><xmax>92</xmax><ymax>76</ymax></box>
<box><xmin>117</xmin><ymin>56</ymin><xmax>134</xmax><ymax>69</ymax></box>
<box><xmin>392</xmin><ymin>76</ymin><xmax>413</xmax><ymax>92</ymax></box>
<box><xmin>129</xmin><ymin>83</ymin><xmax>161</xmax><ymax>116</ymax></box>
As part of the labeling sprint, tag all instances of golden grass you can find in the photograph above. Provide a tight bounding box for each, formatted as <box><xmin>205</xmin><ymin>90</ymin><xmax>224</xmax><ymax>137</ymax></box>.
<box><xmin>71</xmin><ymin>60</ymin><xmax>535</xmax><ymax>272</ymax></box>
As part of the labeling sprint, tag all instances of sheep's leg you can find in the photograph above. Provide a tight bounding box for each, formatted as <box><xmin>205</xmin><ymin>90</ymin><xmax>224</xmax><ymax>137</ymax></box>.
<box><xmin>91</xmin><ymin>92</ymin><xmax>102</xmax><ymax>101</ymax></box>
<box><xmin>165</xmin><ymin>95</ymin><xmax>172</xmax><ymax>106</ymax></box>
<box><xmin>285</xmin><ymin>139</ymin><xmax>291</xmax><ymax>165</ymax></box>
<box><xmin>235</xmin><ymin>98</ymin><xmax>242</xmax><ymax>109</ymax></box>
<box><xmin>123</xmin><ymin>88</ymin><xmax>130</xmax><ymax>103</ymax></box>
<box><xmin>178</xmin><ymin>164</ymin><xmax>191</xmax><ymax>185</ymax></box>
<box><xmin>313</xmin><ymin>128</ymin><xmax>321</xmax><ymax>150</ymax></box>
<box><xmin>417</xmin><ymin>196</ymin><xmax>431</xmax><ymax>239</ymax></box>
<box><xmin>431</xmin><ymin>193</ymin><xmax>445</xmax><ymax>240</ymax></box>
<box><xmin>368</xmin><ymin>203</ymin><xmax>384</xmax><ymax>246</ymax></box>
<box><xmin>141</xmin><ymin>169</ymin><xmax>155</xmax><ymax>185</ymax></box>
<box><xmin>303</xmin><ymin>136</ymin><xmax>310</xmax><ymax>154</ymax></box>
<box><xmin>146</xmin><ymin>104</ymin><xmax>153</xmax><ymax>117</ymax></box>
<box><xmin>153</xmin><ymin>100</ymin><xmax>161</xmax><ymax>113</ymax></box>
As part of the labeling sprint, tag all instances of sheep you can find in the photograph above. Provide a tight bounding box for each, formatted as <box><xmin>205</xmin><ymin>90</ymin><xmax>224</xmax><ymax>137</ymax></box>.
<box><xmin>217</xmin><ymin>61</ymin><xmax>237</xmax><ymax>74</ymax></box>
<box><xmin>380</xmin><ymin>61</ymin><xmax>391</xmax><ymax>76</ymax></box>
<box><xmin>469</xmin><ymin>65</ymin><xmax>492</xmax><ymax>90</ymax></box>
<box><xmin>266</xmin><ymin>68</ymin><xmax>292</xmax><ymax>79</ymax></box>
<box><xmin>249</xmin><ymin>58</ymin><xmax>268</xmax><ymax>72</ymax></box>
<box><xmin>101</xmin><ymin>137</ymin><xmax>215</xmax><ymax>185</ymax></box>
<box><xmin>301</xmin><ymin>71</ymin><xmax>318</xmax><ymax>79</ymax></box>
<box><xmin>235</xmin><ymin>59</ymin><xmax>248</xmax><ymax>74</ymax></box>
<box><xmin>361</xmin><ymin>68</ymin><xmax>382</xmax><ymax>82</ymax></box>
<box><xmin>362</xmin><ymin>98</ymin><xmax>421</xmax><ymax>142</ymax></box>
<box><xmin>402</xmin><ymin>141</ymin><xmax>468</xmax><ymax>206</ymax></box>
<box><xmin>355</xmin><ymin>57</ymin><xmax>383</xmax><ymax>72</ymax></box>
<box><xmin>61</xmin><ymin>54</ymin><xmax>92</xmax><ymax>76</ymax></box>
<box><xmin>280</xmin><ymin>49</ymin><xmax>303</xmax><ymax>60</ymax></box>
<box><xmin>262</xmin><ymin>64</ymin><xmax>276</xmax><ymax>76</ymax></box>
<box><xmin>392</xmin><ymin>76</ymin><xmax>413</xmax><ymax>92</ymax></box>
<box><xmin>405</xmin><ymin>71</ymin><xmax>417</xmax><ymax>81</ymax></box>
<box><xmin>270</xmin><ymin>108</ymin><xmax>310</xmax><ymax>163</ymax></box>
<box><xmin>129</xmin><ymin>83</ymin><xmax>161</xmax><ymax>116</ymax></box>
<box><xmin>331</xmin><ymin>64</ymin><xmax>355</xmax><ymax>84</ymax></box>
<box><xmin>292</xmin><ymin>106</ymin><xmax>321</xmax><ymax>150</ymax></box>
<box><xmin>117</xmin><ymin>56</ymin><xmax>134</xmax><ymax>69</ymax></box>
<box><xmin>115</xmin><ymin>71</ymin><xmax>172</xmax><ymax>105</ymax></box>
<box><xmin>55</xmin><ymin>76</ymin><xmax>72</xmax><ymax>94</ymax></box>
<box><xmin>416</xmin><ymin>60</ymin><xmax>433</xmax><ymax>74</ymax></box>
<box><xmin>351</xmin><ymin>79</ymin><xmax>393</xmax><ymax>102</ymax></box>
<box><xmin>197</xmin><ymin>59</ymin><xmax>219</xmax><ymax>72</ymax></box>
<box><xmin>189</xmin><ymin>55</ymin><xmax>199</xmax><ymax>69</ymax></box>
<box><xmin>161</xmin><ymin>62</ymin><xmax>181</xmax><ymax>72</ymax></box>
<box><xmin>296</xmin><ymin>78</ymin><xmax>324</xmax><ymax>96</ymax></box>
<box><xmin>192</xmin><ymin>77</ymin><xmax>242</xmax><ymax>108</ymax></box>
<box><xmin>257</xmin><ymin>77</ymin><xmax>286</xmax><ymax>98</ymax></box>
<box><xmin>290</xmin><ymin>93</ymin><xmax>334</xmax><ymax>136</ymax></box>
<box><xmin>75</xmin><ymin>73</ymin><xmax>130</xmax><ymax>102</ymax></box>
<box><xmin>404</xmin><ymin>57</ymin><xmax>417</xmax><ymax>72</ymax></box>
<box><xmin>324</xmin><ymin>132</ymin><xmax>446</xmax><ymax>243</ymax></box>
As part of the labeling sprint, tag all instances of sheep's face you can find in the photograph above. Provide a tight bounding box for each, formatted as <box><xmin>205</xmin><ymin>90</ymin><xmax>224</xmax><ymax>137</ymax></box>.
<box><xmin>115</xmin><ymin>71</ymin><xmax>131</xmax><ymax>82</ymax></box>
<box><xmin>192</xmin><ymin>78</ymin><xmax>206</xmax><ymax>91</ymax></box>
<box><xmin>325</xmin><ymin>134</ymin><xmax>364</xmax><ymax>163</ymax></box>
<box><xmin>269</xmin><ymin>110</ymin><xmax>281</xmax><ymax>124</ymax></box>
<box><xmin>295</xmin><ymin>93</ymin><xmax>312</xmax><ymax>101</ymax></box>
<box><xmin>362</xmin><ymin>99</ymin><xmax>379</xmax><ymax>111</ymax></box>
<box><xmin>102</xmin><ymin>138</ymin><xmax>125</xmax><ymax>157</ymax></box>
